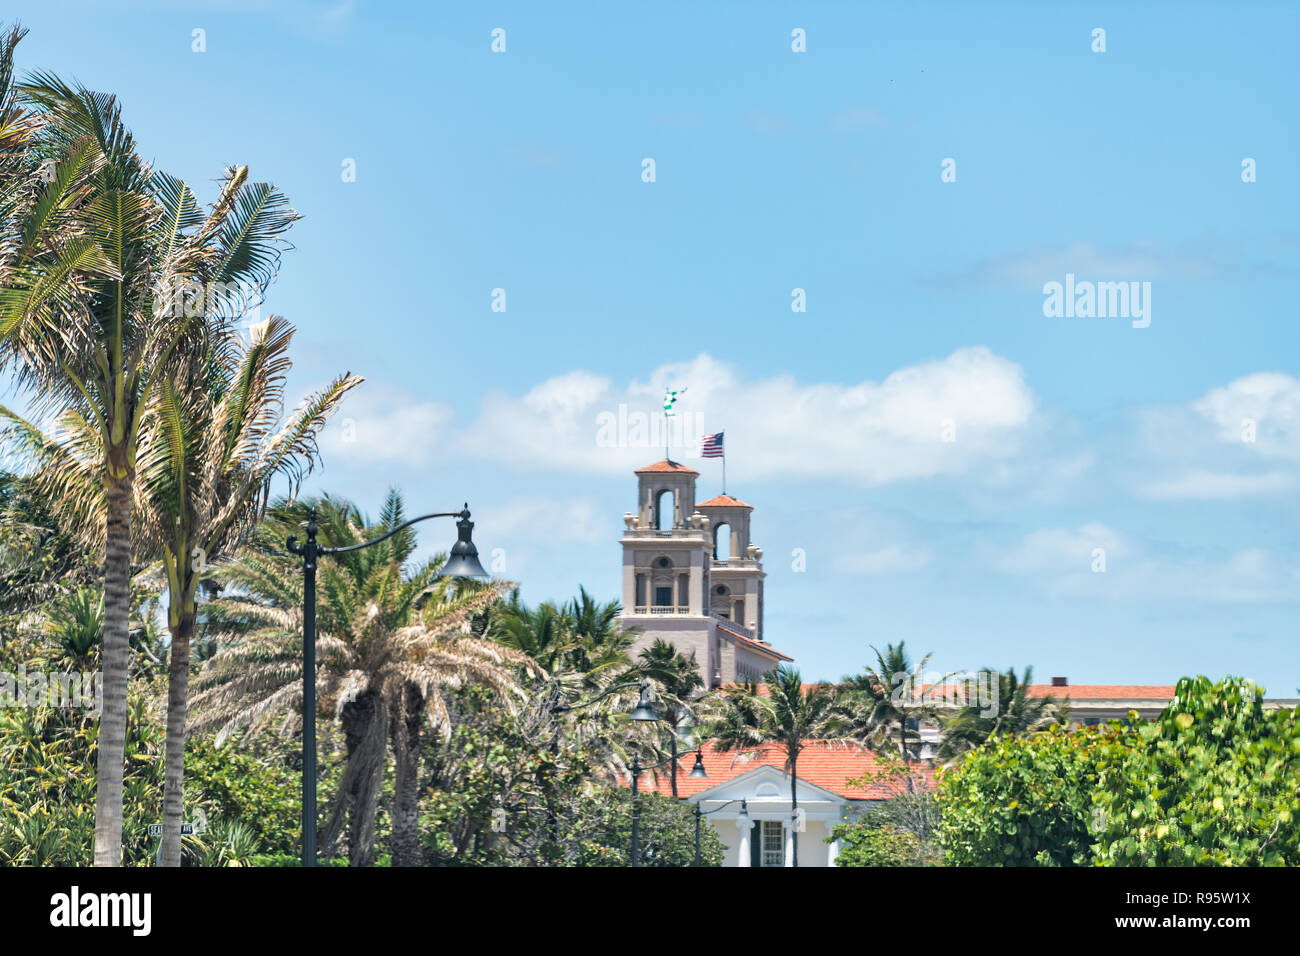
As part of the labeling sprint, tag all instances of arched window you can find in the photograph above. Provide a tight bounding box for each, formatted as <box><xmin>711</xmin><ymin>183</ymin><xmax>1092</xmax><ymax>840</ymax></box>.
<box><xmin>655</xmin><ymin>489</ymin><xmax>674</xmax><ymax>530</ymax></box>
<box><xmin>713</xmin><ymin>522</ymin><xmax>731</xmax><ymax>560</ymax></box>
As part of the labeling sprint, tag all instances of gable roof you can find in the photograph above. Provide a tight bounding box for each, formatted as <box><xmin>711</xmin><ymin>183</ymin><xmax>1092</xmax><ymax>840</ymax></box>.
<box><xmin>633</xmin><ymin>741</ymin><xmax>936</xmax><ymax>800</ymax></box>
<box><xmin>635</xmin><ymin>459</ymin><xmax>699</xmax><ymax>475</ymax></box>
<box><xmin>717</xmin><ymin>620</ymin><xmax>794</xmax><ymax>662</ymax></box>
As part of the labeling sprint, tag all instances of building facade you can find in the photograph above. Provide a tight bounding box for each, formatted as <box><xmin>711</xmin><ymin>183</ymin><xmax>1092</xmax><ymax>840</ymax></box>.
<box><xmin>619</xmin><ymin>460</ymin><xmax>792</xmax><ymax>687</ymax></box>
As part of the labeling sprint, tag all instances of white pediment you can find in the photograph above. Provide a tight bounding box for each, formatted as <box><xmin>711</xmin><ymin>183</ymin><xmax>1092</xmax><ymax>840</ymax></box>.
<box><xmin>687</xmin><ymin>764</ymin><xmax>846</xmax><ymax>807</ymax></box>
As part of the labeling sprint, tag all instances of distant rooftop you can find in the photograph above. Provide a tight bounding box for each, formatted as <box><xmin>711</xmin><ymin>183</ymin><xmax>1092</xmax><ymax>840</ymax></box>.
<box><xmin>635</xmin><ymin>459</ymin><xmax>699</xmax><ymax>475</ymax></box>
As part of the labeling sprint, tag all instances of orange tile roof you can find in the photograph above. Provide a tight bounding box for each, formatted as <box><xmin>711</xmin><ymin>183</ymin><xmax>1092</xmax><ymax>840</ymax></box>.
<box><xmin>635</xmin><ymin>459</ymin><xmax>699</xmax><ymax>475</ymax></box>
<box><xmin>1026</xmin><ymin>684</ymin><xmax>1175</xmax><ymax>700</ymax></box>
<box><xmin>629</xmin><ymin>741</ymin><xmax>936</xmax><ymax>800</ymax></box>
<box><xmin>717</xmin><ymin>623</ymin><xmax>794</xmax><ymax>662</ymax></box>
<box><xmin>751</xmin><ymin>682</ymin><xmax>828</xmax><ymax>696</ymax></box>
<box><xmin>698</xmin><ymin>494</ymin><xmax>753</xmax><ymax>509</ymax></box>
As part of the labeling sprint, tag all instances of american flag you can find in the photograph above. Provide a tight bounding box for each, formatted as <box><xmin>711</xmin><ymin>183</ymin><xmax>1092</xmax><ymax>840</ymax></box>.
<box><xmin>701</xmin><ymin>432</ymin><xmax>724</xmax><ymax>458</ymax></box>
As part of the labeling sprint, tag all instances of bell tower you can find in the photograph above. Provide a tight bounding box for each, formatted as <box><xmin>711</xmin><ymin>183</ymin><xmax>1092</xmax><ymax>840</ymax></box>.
<box><xmin>620</xmin><ymin>460</ymin><xmax>790</xmax><ymax>687</ymax></box>
<box><xmin>696</xmin><ymin>494</ymin><xmax>764</xmax><ymax>641</ymax></box>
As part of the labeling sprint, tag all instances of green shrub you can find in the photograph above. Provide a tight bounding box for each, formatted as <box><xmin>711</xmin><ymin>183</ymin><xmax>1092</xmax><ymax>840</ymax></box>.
<box><xmin>937</xmin><ymin>723</ymin><xmax>1129</xmax><ymax>866</ymax></box>
<box><xmin>831</xmin><ymin>822</ymin><xmax>936</xmax><ymax>866</ymax></box>
<box><xmin>1092</xmin><ymin>676</ymin><xmax>1300</xmax><ymax>866</ymax></box>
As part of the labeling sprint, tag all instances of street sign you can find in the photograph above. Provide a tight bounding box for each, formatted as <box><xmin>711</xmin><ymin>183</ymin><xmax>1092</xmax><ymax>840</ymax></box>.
<box><xmin>145</xmin><ymin>822</ymin><xmax>200</xmax><ymax>836</ymax></box>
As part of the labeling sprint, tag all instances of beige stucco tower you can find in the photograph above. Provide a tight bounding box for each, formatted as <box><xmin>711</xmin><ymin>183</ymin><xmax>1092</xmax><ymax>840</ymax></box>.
<box><xmin>620</xmin><ymin>460</ymin><xmax>791</xmax><ymax>688</ymax></box>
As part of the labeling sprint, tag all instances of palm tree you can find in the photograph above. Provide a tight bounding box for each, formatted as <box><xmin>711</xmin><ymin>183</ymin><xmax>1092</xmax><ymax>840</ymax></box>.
<box><xmin>42</xmin><ymin>584</ymin><xmax>103</xmax><ymax>671</ymax></box>
<box><xmin>709</xmin><ymin>665</ymin><xmax>846</xmax><ymax>867</ymax></box>
<box><xmin>190</xmin><ymin>492</ymin><xmax>525</xmax><ymax>866</ymax></box>
<box><xmin>135</xmin><ymin>315</ymin><xmax>360</xmax><ymax>866</ymax></box>
<box><xmin>632</xmin><ymin>638</ymin><xmax>718</xmax><ymax>797</ymax></box>
<box><xmin>492</xmin><ymin>587</ymin><xmax>632</xmax><ymax>693</ymax></box>
<box><xmin>0</xmin><ymin>53</ymin><xmax>299</xmax><ymax>863</ymax></box>
<box><xmin>937</xmin><ymin>666</ymin><xmax>1066</xmax><ymax>760</ymax></box>
<box><xmin>842</xmin><ymin>642</ymin><xmax>935</xmax><ymax>761</ymax></box>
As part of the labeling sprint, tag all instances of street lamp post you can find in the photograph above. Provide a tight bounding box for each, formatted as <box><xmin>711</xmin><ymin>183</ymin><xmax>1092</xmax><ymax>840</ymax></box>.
<box><xmin>287</xmin><ymin>503</ymin><xmax>489</xmax><ymax>867</ymax></box>
<box><xmin>549</xmin><ymin>681</ymin><xmax>707</xmax><ymax>866</ymax></box>
<box><xmin>693</xmin><ymin>798</ymin><xmax>748</xmax><ymax>867</ymax></box>
<box><xmin>626</xmin><ymin>748</ymin><xmax>706</xmax><ymax>867</ymax></box>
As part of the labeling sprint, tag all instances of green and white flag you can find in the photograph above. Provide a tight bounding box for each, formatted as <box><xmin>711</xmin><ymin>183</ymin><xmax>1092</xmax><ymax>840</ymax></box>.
<box><xmin>663</xmin><ymin>387</ymin><xmax>686</xmax><ymax>417</ymax></box>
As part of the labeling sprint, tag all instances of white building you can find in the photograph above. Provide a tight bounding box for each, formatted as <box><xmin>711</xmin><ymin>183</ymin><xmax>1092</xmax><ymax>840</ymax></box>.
<box><xmin>640</xmin><ymin>741</ymin><xmax>915</xmax><ymax>867</ymax></box>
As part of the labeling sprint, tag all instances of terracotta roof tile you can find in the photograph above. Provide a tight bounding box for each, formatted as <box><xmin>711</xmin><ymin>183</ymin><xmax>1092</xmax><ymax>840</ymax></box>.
<box><xmin>634</xmin><ymin>459</ymin><xmax>699</xmax><ymax>475</ymax></box>
<box><xmin>628</xmin><ymin>741</ymin><xmax>937</xmax><ymax>800</ymax></box>
<box><xmin>717</xmin><ymin>624</ymin><xmax>794</xmax><ymax>662</ymax></box>
<box><xmin>698</xmin><ymin>494</ymin><xmax>753</xmax><ymax>509</ymax></box>
<box><xmin>1025</xmin><ymin>684</ymin><xmax>1176</xmax><ymax>700</ymax></box>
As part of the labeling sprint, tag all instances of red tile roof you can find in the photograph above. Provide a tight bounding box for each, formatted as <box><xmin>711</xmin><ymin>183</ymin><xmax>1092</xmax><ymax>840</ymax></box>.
<box><xmin>1026</xmin><ymin>684</ymin><xmax>1175</xmax><ymax>700</ymax></box>
<box><xmin>631</xmin><ymin>741</ymin><xmax>936</xmax><ymax>800</ymax></box>
<box><xmin>718</xmin><ymin>623</ymin><xmax>794</xmax><ymax>662</ymax></box>
<box><xmin>751</xmin><ymin>683</ymin><xmax>828</xmax><ymax>696</ymax></box>
<box><xmin>698</xmin><ymin>494</ymin><xmax>753</xmax><ymax>509</ymax></box>
<box><xmin>635</xmin><ymin>459</ymin><xmax>699</xmax><ymax>475</ymax></box>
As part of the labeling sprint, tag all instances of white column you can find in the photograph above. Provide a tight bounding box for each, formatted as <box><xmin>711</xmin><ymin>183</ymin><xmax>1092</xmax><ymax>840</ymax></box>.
<box><xmin>736</xmin><ymin>818</ymin><xmax>751</xmax><ymax>867</ymax></box>
<box><xmin>827</xmin><ymin>836</ymin><xmax>840</xmax><ymax>867</ymax></box>
<box><xmin>784</xmin><ymin>822</ymin><xmax>794</xmax><ymax>867</ymax></box>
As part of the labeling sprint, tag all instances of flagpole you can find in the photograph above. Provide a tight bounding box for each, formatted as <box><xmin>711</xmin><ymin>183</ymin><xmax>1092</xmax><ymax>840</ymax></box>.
<box><xmin>722</xmin><ymin>428</ymin><xmax>726</xmax><ymax>494</ymax></box>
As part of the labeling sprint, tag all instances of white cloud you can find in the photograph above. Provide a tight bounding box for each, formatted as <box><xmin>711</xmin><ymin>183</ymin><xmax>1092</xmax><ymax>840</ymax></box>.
<box><xmin>1192</xmin><ymin>372</ymin><xmax>1300</xmax><ymax>461</ymax></box>
<box><xmin>992</xmin><ymin>522</ymin><xmax>1128</xmax><ymax>575</ymax></box>
<box><xmin>1128</xmin><ymin>372</ymin><xmax>1300</xmax><ymax>500</ymax></box>
<box><xmin>838</xmin><ymin>545</ymin><xmax>933</xmax><ymax>574</ymax></box>
<box><xmin>926</xmin><ymin>239</ymin><xmax>1252</xmax><ymax>291</ymax></box>
<box><xmin>477</xmin><ymin>496</ymin><xmax>608</xmax><ymax>547</ymax></box>
<box><xmin>317</xmin><ymin>381</ymin><xmax>453</xmax><ymax>468</ymax></box>
<box><xmin>454</xmin><ymin>347</ymin><xmax>1037</xmax><ymax>485</ymax></box>
<box><xmin>991</xmin><ymin>524</ymin><xmax>1300</xmax><ymax>603</ymax></box>
<box><xmin>1140</xmin><ymin>470</ymin><xmax>1295</xmax><ymax>500</ymax></box>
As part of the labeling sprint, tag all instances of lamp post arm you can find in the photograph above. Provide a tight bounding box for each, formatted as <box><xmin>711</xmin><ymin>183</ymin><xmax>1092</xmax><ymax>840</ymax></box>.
<box><xmin>696</xmin><ymin>798</ymin><xmax>747</xmax><ymax>818</ymax></box>
<box><xmin>630</xmin><ymin>747</ymin><xmax>704</xmax><ymax>776</ymax></box>
<box><xmin>295</xmin><ymin>510</ymin><xmax>467</xmax><ymax>556</ymax></box>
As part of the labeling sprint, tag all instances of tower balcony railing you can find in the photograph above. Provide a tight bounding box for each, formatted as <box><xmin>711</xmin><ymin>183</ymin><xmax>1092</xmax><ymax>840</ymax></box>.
<box><xmin>632</xmin><ymin>605</ymin><xmax>691</xmax><ymax>615</ymax></box>
<box><xmin>710</xmin><ymin>556</ymin><xmax>759</xmax><ymax>568</ymax></box>
<box><xmin>623</xmin><ymin>526</ymin><xmax>707</xmax><ymax>538</ymax></box>
<box><xmin>712</xmin><ymin>615</ymin><xmax>757</xmax><ymax>641</ymax></box>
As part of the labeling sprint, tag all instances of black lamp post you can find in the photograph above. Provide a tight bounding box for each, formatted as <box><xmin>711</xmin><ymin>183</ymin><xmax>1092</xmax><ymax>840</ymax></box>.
<box><xmin>693</xmin><ymin>798</ymin><xmax>748</xmax><ymax>867</ymax></box>
<box><xmin>549</xmin><ymin>680</ymin><xmax>709</xmax><ymax>866</ymax></box>
<box><xmin>287</xmin><ymin>504</ymin><xmax>489</xmax><ymax>867</ymax></box>
<box><xmin>626</xmin><ymin>748</ymin><xmax>706</xmax><ymax>867</ymax></box>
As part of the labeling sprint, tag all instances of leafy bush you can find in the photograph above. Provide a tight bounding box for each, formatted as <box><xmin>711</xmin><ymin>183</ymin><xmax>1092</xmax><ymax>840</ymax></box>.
<box><xmin>937</xmin><ymin>723</ymin><xmax>1129</xmax><ymax>866</ymax></box>
<box><xmin>0</xmin><ymin>697</ymin><xmax>163</xmax><ymax>865</ymax></box>
<box><xmin>1092</xmin><ymin>676</ymin><xmax>1300</xmax><ymax>866</ymax></box>
<box><xmin>831</xmin><ymin>822</ymin><xmax>936</xmax><ymax>867</ymax></box>
<box><xmin>0</xmin><ymin>691</ymin><xmax>306</xmax><ymax>864</ymax></box>
<box><xmin>186</xmin><ymin>735</ymin><xmax>301</xmax><ymax>858</ymax></box>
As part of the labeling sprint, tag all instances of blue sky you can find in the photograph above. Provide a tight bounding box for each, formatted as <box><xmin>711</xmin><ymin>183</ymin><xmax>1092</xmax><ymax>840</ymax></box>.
<box><xmin>7</xmin><ymin>1</ymin><xmax>1300</xmax><ymax>690</ymax></box>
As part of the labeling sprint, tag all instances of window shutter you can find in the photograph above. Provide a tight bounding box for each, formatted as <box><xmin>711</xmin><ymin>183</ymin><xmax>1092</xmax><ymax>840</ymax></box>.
<box><xmin>750</xmin><ymin>822</ymin><xmax>761</xmax><ymax>867</ymax></box>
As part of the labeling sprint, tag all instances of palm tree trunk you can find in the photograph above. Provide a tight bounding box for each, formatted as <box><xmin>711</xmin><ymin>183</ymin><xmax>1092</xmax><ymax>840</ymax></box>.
<box><xmin>93</xmin><ymin>473</ymin><xmax>133</xmax><ymax>867</ymax></box>
<box><xmin>320</xmin><ymin>690</ymin><xmax>387</xmax><ymax>867</ymax></box>
<box><xmin>790</xmin><ymin>750</ymin><xmax>799</xmax><ymax>868</ymax></box>
<box><xmin>390</xmin><ymin>682</ymin><xmax>423</xmax><ymax>867</ymax></box>
<box><xmin>159</xmin><ymin>608</ymin><xmax>195</xmax><ymax>867</ymax></box>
